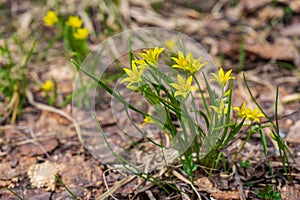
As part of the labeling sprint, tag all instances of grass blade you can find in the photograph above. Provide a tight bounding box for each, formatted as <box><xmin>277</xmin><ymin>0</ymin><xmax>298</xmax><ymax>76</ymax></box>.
<box><xmin>5</xmin><ymin>188</ymin><xmax>23</xmax><ymax>200</ymax></box>
<box><xmin>55</xmin><ymin>175</ymin><xmax>79</xmax><ymax>200</ymax></box>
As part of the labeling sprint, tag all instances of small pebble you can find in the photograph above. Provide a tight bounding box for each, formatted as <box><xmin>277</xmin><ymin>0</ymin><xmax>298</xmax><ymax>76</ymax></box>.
<box><xmin>286</xmin><ymin>119</ymin><xmax>293</xmax><ymax>126</ymax></box>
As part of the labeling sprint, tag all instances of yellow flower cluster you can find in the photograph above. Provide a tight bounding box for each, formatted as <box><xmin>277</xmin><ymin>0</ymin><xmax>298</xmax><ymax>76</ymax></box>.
<box><xmin>43</xmin><ymin>11</ymin><xmax>89</xmax><ymax>40</ymax></box>
<box><xmin>43</xmin><ymin>11</ymin><xmax>58</xmax><ymax>27</ymax></box>
<box><xmin>208</xmin><ymin>67</ymin><xmax>235</xmax><ymax>119</ymax></box>
<box><xmin>66</xmin><ymin>15</ymin><xmax>89</xmax><ymax>40</ymax></box>
<box><xmin>121</xmin><ymin>49</ymin><xmax>200</xmax><ymax>99</ymax></box>
<box><xmin>233</xmin><ymin>102</ymin><xmax>264</xmax><ymax>122</ymax></box>
<box><xmin>121</xmin><ymin>47</ymin><xmax>165</xmax><ymax>89</ymax></box>
<box><xmin>168</xmin><ymin>50</ymin><xmax>208</xmax><ymax>98</ymax></box>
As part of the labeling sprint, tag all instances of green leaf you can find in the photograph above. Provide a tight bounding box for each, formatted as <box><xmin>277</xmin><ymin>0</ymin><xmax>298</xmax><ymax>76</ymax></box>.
<box><xmin>255</xmin><ymin>185</ymin><xmax>282</xmax><ymax>200</ymax></box>
<box><xmin>202</xmin><ymin>72</ymin><xmax>217</xmax><ymax>108</ymax></box>
<box><xmin>239</xmin><ymin>159</ymin><xmax>251</xmax><ymax>168</ymax></box>
<box><xmin>5</xmin><ymin>188</ymin><xmax>23</xmax><ymax>200</ymax></box>
<box><xmin>191</xmin><ymin>109</ymin><xmax>210</xmax><ymax>129</ymax></box>
<box><xmin>221</xmin><ymin>79</ymin><xmax>233</xmax><ymax>142</ymax></box>
<box><xmin>55</xmin><ymin>175</ymin><xmax>79</xmax><ymax>200</ymax></box>
<box><xmin>260</xmin><ymin>129</ymin><xmax>268</xmax><ymax>156</ymax></box>
<box><xmin>222</xmin><ymin>118</ymin><xmax>245</xmax><ymax>147</ymax></box>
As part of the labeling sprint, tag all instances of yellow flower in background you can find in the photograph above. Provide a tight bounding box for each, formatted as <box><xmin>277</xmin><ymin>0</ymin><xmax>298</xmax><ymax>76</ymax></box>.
<box><xmin>133</xmin><ymin>59</ymin><xmax>149</xmax><ymax>70</ymax></box>
<box><xmin>170</xmin><ymin>75</ymin><xmax>196</xmax><ymax>99</ymax></box>
<box><xmin>42</xmin><ymin>80</ymin><xmax>53</xmax><ymax>92</ymax></box>
<box><xmin>210</xmin><ymin>100</ymin><xmax>229</xmax><ymax>119</ymax></box>
<box><xmin>121</xmin><ymin>61</ymin><xmax>144</xmax><ymax>90</ymax></box>
<box><xmin>73</xmin><ymin>27</ymin><xmax>89</xmax><ymax>40</ymax></box>
<box><xmin>172</xmin><ymin>51</ymin><xmax>207</xmax><ymax>74</ymax></box>
<box><xmin>67</xmin><ymin>16</ymin><xmax>82</xmax><ymax>28</ymax></box>
<box><xmin>43</xmin><ymin>11</ymin><xmax>58</xmax><ymax>27</ymax></box>
<box><xmin>164</xmin><ymin>39</ymin><xmax>175</xmax><ymax>50</ymax></box>
<box><xmin>142</xmin><ymin>112</ymin><xmax>154</xmax><ymax>126</ymax></box>
<box><xmin>210</xmin><ymin>68</ymin><xmax>235</xmax><ymax>86</ymax></box>
<box><xmin>139</xmin><ymin>47</ymin><xmax>165</xmax><ymax>66</ymax></box>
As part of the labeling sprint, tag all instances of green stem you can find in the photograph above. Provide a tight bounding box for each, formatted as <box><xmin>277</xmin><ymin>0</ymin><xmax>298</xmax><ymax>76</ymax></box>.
<box><xmin>220</xmin><ymin>80</ymin><xmax>233</xmax><ymax>143</ymax></box>
<box><xmin>233</xmin><ymin>121</ymin><xmax>254</xmax><ymax>160</ymax></box>
<box><xmin>192</xmin><ymin>73</ymin><xmax>210</xmax><ymax>119</ymax></box>
<box><xmin>72</xmin><ymin>59</ymin><xmax>147</xmax><ymax>116</ymax></box>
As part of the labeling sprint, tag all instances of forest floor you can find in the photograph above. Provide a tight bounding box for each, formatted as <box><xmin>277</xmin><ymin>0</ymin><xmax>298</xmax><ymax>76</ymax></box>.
<box><xmin>1</xmin><ymin>0</ymin><xmax>300</xmax><ymax>199</ymax></box>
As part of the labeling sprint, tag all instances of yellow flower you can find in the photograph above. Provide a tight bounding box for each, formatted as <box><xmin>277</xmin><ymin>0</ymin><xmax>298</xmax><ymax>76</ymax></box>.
<box><xmin>139</xmin><ymin>47</ymin><xmax>165</xmax><ymax>66</ymax></box>
<box><xmin>67</xmin><ymin>16</ymin><xmax>82</xmax><ymax>28</ymax></box>
<box><xmin>142</xmin><ymin>112</ymin><xmax>154</xmax><ymax>126</ymax></box>
<box><xmin>170</xmin><ymin>75</ymin><xmax>196</xmax><ymax>99</ymax></box>
<box><xmin>247</xmin><ymin>108</ymin><xmax>264</xmax><ymax>123</ymax></box>
<box><xmin>121</xmin><ymin>61</ymin><xmax>144</xmax><ymax>90</ymax></box>
<box><xmin>73</xmin><ymin>27</ymin><xmax>89</xmax><ymax>40</ymax></box>
<box><xmin>233</xmin><ymin>102</ymin><xmax>249</xmax><ymax>118</ymax></box>
<box><xmin>42</xmin><ymin>80</ymin><xmax>53</xmax><ymax>92</ymax></box>
<box><xmin>223</xmin><ymin>90</ymin><xmax>231</xmax><ymax>97</ymax></box>
<box><xmin>164</xmin><ymin>39</ymin><xmax>175</xmax><ymax>50</ymax></box>
<box><xmin>43</xmin><ymin>11</ymin><xmax>59</xmax><ymax>27</ymax></box>
<box><xmin>210</xmin><ymin>100</ymin><xmax>228</xmax><ymax>119</ymax></box>
<box><xmin>210</xmin><ymin>68</ymin><xmax>235</xmax><ymax>87</ymax></box>
<box><xmin>269</xmin><ymin>131</ymin><xmax>277</xmax><ymax>140</ymax></box>
<box><xmin>172</xmin><ymin>51</ymin><xmax>207</xmax><ymax>74</ymax></box>
<box><xmin>133</xmin><ymin>59</ymin><xmax>149</xmax><ymax>70</ymax></box>
<box><xmin>233</xmin><ymin>102</ymin><xmax>264</xmax><ymax>122</ymax></box>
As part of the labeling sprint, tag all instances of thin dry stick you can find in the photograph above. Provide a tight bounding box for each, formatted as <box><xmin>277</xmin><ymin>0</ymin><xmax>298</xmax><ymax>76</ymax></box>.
<box><xmin>11</xmin><ymin>85</ymin><xmax>20</xmax><ymax>124</ymax></box>
<box><xmin>175</xmin><ymin>183</ymin><xmax>192</xmax><ymax>200</ymax></box>
<box><xmin>145</xmin><ymin>190</ymin><xmax>156</xmax><ymax>200</ymax></box>
<box><xmin>99</xmin><ymin>169</ymin><xmax>136</xmax><ymax>200</ymax></box>
<box><xmin>220</xmin><ymin>164</ymin><xmax>236</xmax><ymax>179</ymax></box>
<box><xmin>0</xmin><ymin>125</ymin><xmax>28</xmax><ymax>130</ymax></box>
<box><xmin>2</xmin><ymin>118</ymin><xmax>90</xmax><ymax>146</ymax></box>
<box><xmin>233</xmin><ymin>165</ymin><xmax>246</xmax><ymax>200</ymax></box>
<box><xmin>172</xmin><ymin>170</ymin><xmax>202</xmax><ymax>200</ymax></box>
<box><xmin>102</xmin><ymin>169</ymin><xmax>119</xmax><ymax>200</ymax></box>
<box><xmin>26</xmin><ymin>88</ymin><xmax>83</xmax><ymax>144</ymax></box>
<box><xmin>27</xmin><ymin>127</ymin><xmax>52</xmax><ymax>159</ymax></box>
<box><xmin>0</xmin><ymin>125</ymin><xmax>52</xmax><ymax>158</ymax></box>
<box><xmin>133</xmin><ymin>166</ymin><xmax>170</xmax><ymax>198</ymax></box>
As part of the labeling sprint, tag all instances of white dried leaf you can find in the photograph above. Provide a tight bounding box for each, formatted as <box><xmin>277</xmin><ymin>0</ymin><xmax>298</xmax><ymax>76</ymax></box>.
<box><xmin>27</xmin><ymin>161</ymin><xmax>65</xmax><ymax>191</ymax></box>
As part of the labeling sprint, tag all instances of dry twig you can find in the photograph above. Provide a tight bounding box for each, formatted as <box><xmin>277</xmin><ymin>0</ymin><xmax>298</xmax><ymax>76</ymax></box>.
<box><xmin>26</xmin><ymin>88</ymin><xmax>83</xmax><ymax>144</ymax></box>
<box><xmin>172</xmin><ymin>170</ymin><xmax>202</xmax><ymax>200</ymax></box>
<box><xmin>98</xmin><ymin>169</ymin><xmax>136</xmax><ymax>200</ymax></box>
